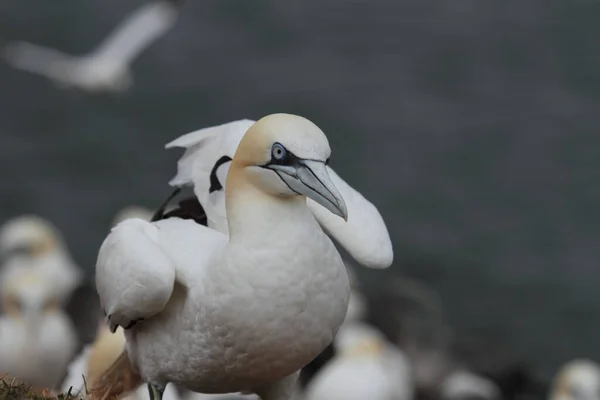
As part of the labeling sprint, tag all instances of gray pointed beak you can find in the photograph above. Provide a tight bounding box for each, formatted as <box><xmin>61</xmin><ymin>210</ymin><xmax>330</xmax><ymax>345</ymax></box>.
<box><xmin>270</xmin><ymin>159</ymin><xmax>348</xmax><ymax>221</ymax></box>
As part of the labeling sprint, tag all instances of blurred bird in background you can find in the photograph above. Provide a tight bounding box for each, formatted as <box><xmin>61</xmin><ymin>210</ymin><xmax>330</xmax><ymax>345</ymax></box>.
<box><xmin>548</xmin><ymin>359</ymin><xmax>600</xmax><ymax>400</ymax></box>
<box><xmin>304</xmin><ymin>321</ymin><xmax>413</xmax><ymax>400</ymax></box>
<box><xmin>0</xmin><ymin>267</ymin><xmax>78</xmax><ymax>393</ymax></box>
<box><xmin>0</xmin><ymin>215</ymin><xmax>83</xmax><ymax>308</ymax></box>
<box><xmin>1</xmin><ymin>0</ymin><xmax>183</xmax><ymax>93</ymax></box>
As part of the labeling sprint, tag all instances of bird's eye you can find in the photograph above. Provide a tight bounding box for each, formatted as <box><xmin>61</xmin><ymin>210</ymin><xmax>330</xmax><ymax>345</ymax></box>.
<box><xmin>272</xmin><ymin>143</ymin><xmax>287</xmax><ymax>161</ymax></box>
<box><xmin>325</xmin><ymin>157</ymin><xmax>330</xmax><ymax>165</ymax></box>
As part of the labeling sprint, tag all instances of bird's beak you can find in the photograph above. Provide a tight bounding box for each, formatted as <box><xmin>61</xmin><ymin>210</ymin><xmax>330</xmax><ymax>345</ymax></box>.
<box><xmin>269</xmin><ymin>159</ymin><xmax>348</xmax><ymax>221</ymax></box>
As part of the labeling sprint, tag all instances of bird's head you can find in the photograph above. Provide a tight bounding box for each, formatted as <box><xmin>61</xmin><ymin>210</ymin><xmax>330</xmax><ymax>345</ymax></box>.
<box><xmin>551</xmin><ymin>359</ymin><xmax>600</xmax><ymax>400</ymax></box>
<box><xmin>227</xmin><ymin>113</ymin><xmax>348</xmax><ymax>221</ymax></box>
<box><xmin>0</xmin><ymin>215</ymin><xmax>64</xmax><ymax>265</ymax></box>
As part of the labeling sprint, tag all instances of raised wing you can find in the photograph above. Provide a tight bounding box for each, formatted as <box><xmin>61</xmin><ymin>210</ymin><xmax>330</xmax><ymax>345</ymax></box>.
<box><xmin>91</xmin><ymin>0</ymin><xmax>181</xmax><ymax>66</ymax></box>
<box><xmin>2</xmin><ymin>41</ymin><xmax>74</xmax><ymax>80</ymax></box>
<box><xmin>165</xmin><ymin>119</ymin><xmax>253</xmax><ymax>233</ymax></box>
<box><xmin>96</xmin><ymin>218</ymin><xmax>176</xmax><ymax>332</ymax></box>
<box><xmin>306</xmin><ymin>168</ymin><xmax>393</xmax><ymax>269</ymax></box>
<box><xmin>166</xmin><ymin>120</ymin><xmax>393</xmax><ymax>269</ymax></box>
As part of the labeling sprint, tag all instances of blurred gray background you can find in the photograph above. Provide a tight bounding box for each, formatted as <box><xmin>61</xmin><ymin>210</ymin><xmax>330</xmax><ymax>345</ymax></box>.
<box><xmin>0</xmin><ymin>0</ymin><xmax>599</xmax><ymax>381</ymax></box>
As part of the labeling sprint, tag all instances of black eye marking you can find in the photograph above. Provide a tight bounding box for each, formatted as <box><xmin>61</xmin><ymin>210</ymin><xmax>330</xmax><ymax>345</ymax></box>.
<box><xmin>325</xmin><ymin>157</ymin><xmax>330</xmax><ymax>165</ymax></box>
<box><xmin>271</xmin><ymin>143</ymin><xmax>287</xmax><ymax>161</ymax></box>
<box><xmin>209</xmin><ymin>155</ymin><xmax>233</xmax><ymax>193</ymax></box>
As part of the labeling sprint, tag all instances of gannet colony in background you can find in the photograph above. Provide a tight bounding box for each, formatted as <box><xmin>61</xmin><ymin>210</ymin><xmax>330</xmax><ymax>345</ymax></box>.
<box><xmin>1</xmin><ymin>0</ymin><xmax>182</xmax><ymax>93</ymax></box>
<box><xmin>549</xmin><ymin>359</ymin><xmax>600</xmax><ymax>400</ymax></box>
<box><xmin>0</xmin><ymin>267</ymin><xmax>78</xmax><ymax>393</ymax></box>
<box><xmin>92</xmin><ymin>114</ymin><xmax>392</xmax><ymax>400</ymax></box>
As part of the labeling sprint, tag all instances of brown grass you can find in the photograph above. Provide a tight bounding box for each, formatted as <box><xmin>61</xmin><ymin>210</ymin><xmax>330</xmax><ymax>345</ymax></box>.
<box><xmin>0</xmin><ymin>376</ymin><xmax>81</xmax><ymax>400</ymax></box>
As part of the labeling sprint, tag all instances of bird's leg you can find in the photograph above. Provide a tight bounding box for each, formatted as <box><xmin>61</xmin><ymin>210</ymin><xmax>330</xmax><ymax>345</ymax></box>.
<box><xmin>147</xmin><ymin>383</ymin><xmax>165</xmax><ymax>400</ymax></box>
<box><xmin>254</xmin><ymin>371</ymin><xmax>300</xmax><ymax>400</ymax></box>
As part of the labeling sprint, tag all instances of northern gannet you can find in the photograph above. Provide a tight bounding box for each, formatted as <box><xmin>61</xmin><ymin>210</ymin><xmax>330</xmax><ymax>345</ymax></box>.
<box><xmin>164</xmin><ymin>119</ymin><xmax>393</xmax><ymax>270</ymax></box>
<box><xmin>0</xmin><ymin>215</ymin><xmax>83</xmax><ymax>307</ymax></box>
<box><xmin>93</xmin><ymin>114</ymin><xmax>363</xmax><ymax>400</ymax></box>
<box><xmin>0</xmin><ymin>268</ymin><xmax>78</xmax><ymax>391</ymax></box>
<box><xmin>440</xmin><ymin>369</ymin><xmax>501</xmax><ymax>400</ymax></box>
<box><xmin>549</xmin><ymin>359</ymin><xmax>600</xmax><ymax>400</ymax></box>
<box><xmin>2</xmin><ymin>0</ymin><xmax>182</xmax><ymax>93</ymax></box>
<box><xmin>303</xmin><ymin>321</ymin><xmax>413</xmax><ymax>400</ymax></box>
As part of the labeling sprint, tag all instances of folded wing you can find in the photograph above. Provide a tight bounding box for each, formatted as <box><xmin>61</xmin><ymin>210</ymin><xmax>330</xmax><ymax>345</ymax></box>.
<box><xmin>96</xmin><ymin>218</ymin><xmax>176</xmax><ymax>332</ymax></box>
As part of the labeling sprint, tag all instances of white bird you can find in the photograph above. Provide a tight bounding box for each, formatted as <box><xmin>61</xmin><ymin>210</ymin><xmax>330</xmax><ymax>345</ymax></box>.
<box><xmin>113</xmin><ymin>206</ymin><xmax>155</xmax><ymax>226</ymax></box>
<box><xmin>303</xmin><ymin>321</ymin><xmax>412</xmax><ymax>400</ymax></box>
<box><xmin>440</xmin><ymin>369</ymin><xmax>501</xmax><ymax>400</ymax></box>
<box><xmin>164</xmin><ymin>119</ymin><xmax>393</xmax><ymax>270</ymax></box>
<box><xmin>0</xmin><ymin>215</ymin><xmax>83</xmax><ymax>308</ymax></box>
<box><xmin>61</xmin><ymin>320</ymin><xmax>181</xmax><ymax>400</ymax></box>
<box><xmin>0</xmin><ymin>267</ymin><xmax>78</xmax><ymax>392</ymax></box>
<box><xmin>2</xmin><ymin>0</ymin><xmax>182</xmax><ymax>93</ymax></box>
<box><xmin>549</xmin><ymin>359</ymin><xmax>600</xmax><ymax>400</ymax></box>
<box><xmin>93</xmin><ymin>114</ymin><xmax>378</xmax><ymax>400</ymax></box>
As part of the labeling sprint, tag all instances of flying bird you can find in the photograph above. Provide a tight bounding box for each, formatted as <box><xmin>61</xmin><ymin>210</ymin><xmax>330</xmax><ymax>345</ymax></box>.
<box><xmin>164</xmin><ymin>119</ymin><xmax>393</xmax><ymax>270</ymax></box>
<box><xmin>1</xmin><ymin>0</ymin><xmax>182</xmax><ymax>93</ymax></box>
<box><xmin>0</xmin><ymin>267</ymin><xmax>78</xmax><ymax>392</ymax></box>
<box><xmin>92</xmin><ymin>114</ymin><xmax>377</xmax><ymax>400</ymax></box>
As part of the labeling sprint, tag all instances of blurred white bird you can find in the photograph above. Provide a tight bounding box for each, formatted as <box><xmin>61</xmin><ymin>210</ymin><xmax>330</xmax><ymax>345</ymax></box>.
<box><xmin>92</xmin><ymin>114</ymin><xmax>372</xmax><ymax>400</ymax></box>
<box><xmin>0</xmin><ymin>215</ymin><xmax>83</xmax><ymax>308</ymax></box>
<box><xmin>112</xmin><ymin>205</ymin><xmax>155</xmax><ymax>226</ymax></box>
<box><xmin>1</xmin><ymin>0</ymin><xmax>182</xmax><ymax>93</ymax></box>
<box><xmin>440</xmin><ymin>369</ymin><xmax>501</xmax><ymax>400</ymax></box>
<box><xmin>549</xmin><ymin>359</ymin><xmax>600</xmax><ymax>400</ymax></box>
<box><xmin>0</xmin><ymin>267</ymin><xmax>78</xmax><ymax>392</ymax></box>
<box><xmin>164</xmin><ymin>119</ymin><xmax>393</xmax><ymax>270</ymax></box>
<box><xmin>303</xmin><ymin>321</ymin><xmax>413</xmax><ymax>400</ymax></box>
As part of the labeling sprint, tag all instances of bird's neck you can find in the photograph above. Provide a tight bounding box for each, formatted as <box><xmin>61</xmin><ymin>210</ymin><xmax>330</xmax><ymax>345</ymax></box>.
<box><xmin>225</xmin><ymin>167</ymin><xmax>318</xmax><ymax>242</ymax></box>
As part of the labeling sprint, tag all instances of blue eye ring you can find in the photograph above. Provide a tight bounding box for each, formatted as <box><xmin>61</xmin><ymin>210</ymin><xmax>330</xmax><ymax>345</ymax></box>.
<box><xmin>272</xmin><ymin>142</ymin><xmax>287</xmax><ymax>161</ymax></box>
